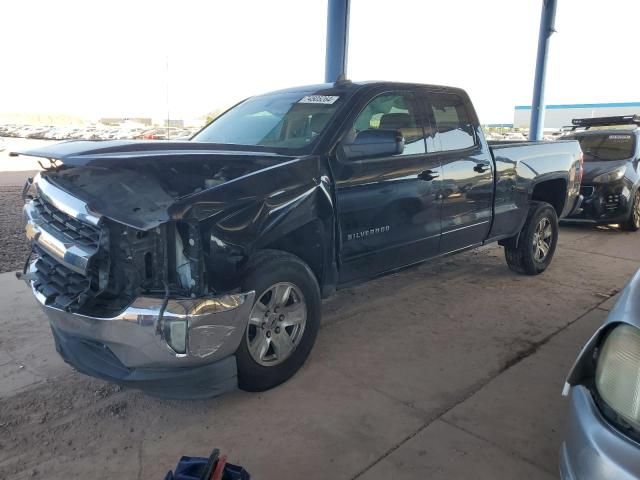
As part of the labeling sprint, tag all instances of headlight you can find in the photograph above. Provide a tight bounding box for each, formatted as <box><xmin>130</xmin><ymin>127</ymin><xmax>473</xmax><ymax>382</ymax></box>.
<box><xmin>595</xmin><ymin>324</ymin><xmax>640</xmax><ymax>430</ymax></box>
<box><xmin>592</xmin><ymin>165</ymin><xmax>626</xmax><ymax>184</ymax></box>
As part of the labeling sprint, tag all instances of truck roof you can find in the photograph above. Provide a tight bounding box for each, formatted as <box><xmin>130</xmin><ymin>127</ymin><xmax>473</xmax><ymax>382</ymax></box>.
<box><xmin>263</xmin><ymin>80</ymin><xmax>469</xmax><ymax>97</ymax></box>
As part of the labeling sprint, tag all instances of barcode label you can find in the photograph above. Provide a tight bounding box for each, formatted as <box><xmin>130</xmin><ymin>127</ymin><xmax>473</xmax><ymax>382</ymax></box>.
<box><xmin>298</xmin><ymin>95</ymin><xmax>340</xmax><ymax>105</ymax></box>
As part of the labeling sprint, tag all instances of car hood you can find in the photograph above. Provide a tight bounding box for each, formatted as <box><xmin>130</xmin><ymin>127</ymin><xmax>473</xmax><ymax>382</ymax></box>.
<box><xmin>605</xmin><ymin>268</ymin><xmax>640</xmax><ymax>329</ymax></box>
<box><xmin>582</xmin><ymin>159</ymin><xmax>629</xmax><ymax>183</ymax></box>
<box><xmin>20</xmin><ymin>140</ymin><xmax>300</xmax><ymax>230</ymax></box>
<box><xmin>13</xmin><ymin>139</ymin><xmax>290</xmax><ymax>168</ymax></box>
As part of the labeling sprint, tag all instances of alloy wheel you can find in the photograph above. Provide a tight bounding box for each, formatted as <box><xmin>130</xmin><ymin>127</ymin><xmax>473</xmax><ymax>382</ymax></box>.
<box><xmin>532</xmin><ymin>217</ymin><xmax>553</xmax><ymax>262</ymax></box>
<box><xmin>633</xmin><ymin>194</ymin><xmax>640</xmax><ymax>228</ymax></box>
<box><xmin>246</xmin><ymin>282</ymin><xmax>307</xmax><ymax>366</ymax></box>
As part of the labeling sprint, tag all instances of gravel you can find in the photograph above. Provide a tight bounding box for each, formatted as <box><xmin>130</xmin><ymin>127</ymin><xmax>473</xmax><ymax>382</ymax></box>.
<box><xmin>0</xmin><ymin>184</ymin><xmax>31</xmax><ymax>273</ymax></box>
<box><xmin>0</xmin><ymin>136</ymin><xmax>53</xmax><ymax>273</ymax></box>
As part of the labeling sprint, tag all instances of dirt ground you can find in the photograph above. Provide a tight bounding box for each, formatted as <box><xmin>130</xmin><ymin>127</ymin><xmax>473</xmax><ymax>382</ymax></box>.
<box><xmin>0</xmin><ymin>137</ymin><xmax>49</xmax><ymax>273</ymax></box>
<box><xmin>0</xmin><ymin>184</ymin><xmax>31</xmax><ymax>273</ymax></box>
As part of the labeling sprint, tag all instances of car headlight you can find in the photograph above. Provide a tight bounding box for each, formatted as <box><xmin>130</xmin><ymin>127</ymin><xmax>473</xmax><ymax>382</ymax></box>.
<box><xmin>595</xmin><ymin>324</ymin><xmax>640</xmax><ymax>430</ymax></box>
<box><xmin>592</xmin><ymin>165</ymin><xmax>626</xmax><ymax>184</ymax></box>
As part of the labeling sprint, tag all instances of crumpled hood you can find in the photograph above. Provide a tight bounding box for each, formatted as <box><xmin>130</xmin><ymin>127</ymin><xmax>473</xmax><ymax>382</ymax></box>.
<box><xmin>13</xmin><ymin>139</ymin><xmax>291</xmax><ymax>169</ymax></box>
<box><xmin>20</xmin><ymin>140</ymin><xmax>301</xmax><ymax>230</ymax></box>
<box><xmin>582</xmin><ymin>159</ymin><xmax>629</xmax><ymax>183</ymax></box>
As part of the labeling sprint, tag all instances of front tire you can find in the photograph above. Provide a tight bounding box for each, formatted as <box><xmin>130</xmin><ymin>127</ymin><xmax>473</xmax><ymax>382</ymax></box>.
<box><xmin>622</xmin><ymin>192</ymin><xmax>640</xmax><ymax>232</ymax></box>
<box><xmin>504</xmin><ymin>202</ymin><xmax>559</xmax><ymax>275</ymax></box>
<box><xmin>236</xmin><ymin>250</ymin><xmax>321</xmax><ymax>392</ymax></box>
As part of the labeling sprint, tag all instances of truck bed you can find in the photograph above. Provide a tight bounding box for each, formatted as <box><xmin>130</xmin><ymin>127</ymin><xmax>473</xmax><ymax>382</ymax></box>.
<box><xmin>486</xmin><ymin>139</ymin><xmax>582</xmax><ymax>242</ymax></box>
<box><xmin>488</xmin><ymin>140</ymin><xmax>571</xmax><ymax>148</ymax></box>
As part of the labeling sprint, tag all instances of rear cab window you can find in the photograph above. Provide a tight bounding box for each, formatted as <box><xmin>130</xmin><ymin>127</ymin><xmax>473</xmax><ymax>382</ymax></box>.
<box><xmin>426</xmin><ymin>92</ymin><xmax>477</xmax><ymax>152</ymax></box>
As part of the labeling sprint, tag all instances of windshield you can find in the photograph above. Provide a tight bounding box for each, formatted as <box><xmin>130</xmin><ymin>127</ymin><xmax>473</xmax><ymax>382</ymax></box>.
<box><xmin>192</xmin><ymin>92</ymin><xmax>343</xmax><ymax>152</ymax></box>
<box><xmin>570</xmin><ymin>133</ymin><xmax>636</xmax><ymax>162</ymax></box>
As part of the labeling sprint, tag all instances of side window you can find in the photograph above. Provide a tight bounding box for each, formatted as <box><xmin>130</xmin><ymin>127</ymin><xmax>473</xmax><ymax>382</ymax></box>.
<box><xmin>350</xmin><ymin>93</ymin><xmax>426</xmax><ymax>156</ymax></box>
<box><xmin>429</xmin><ymin>93</ymin><xmax>476</xmax><ymax>151</ymax></box>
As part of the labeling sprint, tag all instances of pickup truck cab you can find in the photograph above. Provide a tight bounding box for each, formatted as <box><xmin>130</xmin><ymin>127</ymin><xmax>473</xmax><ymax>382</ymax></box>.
<box><xmin>17</xmin><ymin>81</ymin><xmax>583</xmax><ymax>397</ymax></box>
<box><xmin>561</xmin><ymin>115</ymin><xmax>640</xmax><ymax>230</ymax></box>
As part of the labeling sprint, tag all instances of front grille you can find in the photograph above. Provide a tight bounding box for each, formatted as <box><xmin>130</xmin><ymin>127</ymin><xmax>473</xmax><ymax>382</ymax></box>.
<box><xmin>31</xmin><ymin>193</ymin><xmax>104</xmax><ymax>310</ymax></box>
<box><xmin>580</xmin><ymin>186</ymin><xmax>595</xmax><ymax>197</ymax></box>
<box><xmin>32</xmin><ymin>247</ymin><xmax>98</xmax><ymax>309</ymax></box>
<box><xmin>33</xmin><ymin>196</ymin><xmax>101</xmax><ymax>250</ymax></box>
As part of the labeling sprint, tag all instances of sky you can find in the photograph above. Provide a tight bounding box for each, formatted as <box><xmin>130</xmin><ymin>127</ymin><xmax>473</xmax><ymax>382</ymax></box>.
<box><xmin>1</xmin><ymin>0</ymin><xmax>639</xmax><ymax>124</ymax></box>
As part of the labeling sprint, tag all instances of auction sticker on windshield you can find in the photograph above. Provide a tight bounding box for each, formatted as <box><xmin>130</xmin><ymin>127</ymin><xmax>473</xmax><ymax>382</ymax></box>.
<box><xmin>298</xmin><ymin>95</ymin><xmax>340</xmax><ymax>104</ymax></box>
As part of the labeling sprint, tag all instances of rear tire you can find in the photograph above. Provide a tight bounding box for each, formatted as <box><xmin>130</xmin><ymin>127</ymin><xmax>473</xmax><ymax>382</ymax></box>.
<box><xmin>236</xmin><ymin>250</ymin><xmax>321</xmax><ymax>392</ymax></box>
<box><xmin>504</xmin><ymin>202</ymin><xmax>558</xmax><ymax>275</ymax></box>
<box><xmin>622</xmin><ymin>192</ymin><xmax>640</xmax><ymax>232</ymax></box>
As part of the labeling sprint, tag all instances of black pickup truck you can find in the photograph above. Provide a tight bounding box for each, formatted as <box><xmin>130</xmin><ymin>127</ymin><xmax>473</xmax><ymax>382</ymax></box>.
<box><xmin>17</xmin><ymin>81</ymin><xmax>583</xmax><ymax>398</ymax></box>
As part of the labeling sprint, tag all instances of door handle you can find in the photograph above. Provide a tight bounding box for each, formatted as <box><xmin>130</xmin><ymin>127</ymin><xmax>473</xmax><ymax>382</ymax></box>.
<box><xmin>418</xmin><ymin>170</ymin><xmax>439</xmax><ymax>181</ymax></box>
<box><xmin>473</xmin><ymin>163</ymin><xmax>490</xmax><ymax>174</ymax></box>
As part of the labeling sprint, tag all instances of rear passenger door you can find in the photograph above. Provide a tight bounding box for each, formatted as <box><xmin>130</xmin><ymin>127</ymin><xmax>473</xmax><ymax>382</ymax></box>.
<box><xmin>422</xmin><ymin>90</ymin><xmax>494</xmax><ymax>253</ymax></box>
<box><xmin>331</xmin><ymin>91</ymin><xmax>443</xmax><ymax>285</ymax></box>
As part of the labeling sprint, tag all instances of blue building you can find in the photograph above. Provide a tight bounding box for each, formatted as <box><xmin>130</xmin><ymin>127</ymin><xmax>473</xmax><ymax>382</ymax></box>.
<box><xmin>514</xmin><ymin>102</ymin><xmax>640</xmax><ymax>129</ymax></box>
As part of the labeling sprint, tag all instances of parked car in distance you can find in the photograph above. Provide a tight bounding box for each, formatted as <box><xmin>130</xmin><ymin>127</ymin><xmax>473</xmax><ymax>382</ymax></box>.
<box><xmin>0</xmin><ymin>123</ymin><xmax>204</xmax><ymax>141</ymax></box>
<box><xmin>502</xmin><ymin>131</ymin><xmax>527</xmax><ymax>141</ymax></box>
<box><xmin>141</xmin><ymin>127</ymin><xmax>183</xmax><ymax>140</ymax></box>
<box><xmin>562</xmin><ymin>115</ymin><xmax>640</xmax><ymax>230</ymax></box>
<box><xmin>561</xmin><ymin>267</ymin><xmax>640</xmax><ymax>479</ymax></box>
<box><xmin>17</xmin><ymin>80</ymin><xmax>583</xmax><ymax>398</ymax></box>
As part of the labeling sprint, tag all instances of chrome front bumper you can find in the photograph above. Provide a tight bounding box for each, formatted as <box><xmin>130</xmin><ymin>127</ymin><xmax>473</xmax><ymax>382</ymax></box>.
<box><xmin>31</xmin><ymin>281</ymin><xmax>255</xmax><ymax>369</ymax></box>
<box><xmin>560</xmin><ymin>386</ymin><xmax>640</xmax><ymax>480</ymax></box>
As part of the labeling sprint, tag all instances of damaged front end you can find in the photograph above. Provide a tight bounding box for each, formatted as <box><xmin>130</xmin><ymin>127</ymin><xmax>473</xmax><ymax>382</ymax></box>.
<box><xmin>21</xmin><ymin>171</ymin><xmax>254</xmax><ymax>398</ymax></box>
<box><xmin>15</xmin><ymin>139</ymin><xmax>333</xmax><ymax>397</ymax></box>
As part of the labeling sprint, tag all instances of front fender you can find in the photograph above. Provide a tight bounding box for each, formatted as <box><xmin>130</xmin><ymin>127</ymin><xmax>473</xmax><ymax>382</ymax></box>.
<box><xmin>176</xmin><ymin>157</ymin><xmax>335</xmax><ymax>292</ymax></box>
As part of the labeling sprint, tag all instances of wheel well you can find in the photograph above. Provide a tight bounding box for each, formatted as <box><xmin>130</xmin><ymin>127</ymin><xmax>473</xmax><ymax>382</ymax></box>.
<box><xmin>260</xmin><ymin>220</ymin><xmax>326</xmax><ymax>286</ymax></box>
<box><xmin>531</xmin><ymin>179</ymin><xmax>566</xmax><ymax>215</ymax></box>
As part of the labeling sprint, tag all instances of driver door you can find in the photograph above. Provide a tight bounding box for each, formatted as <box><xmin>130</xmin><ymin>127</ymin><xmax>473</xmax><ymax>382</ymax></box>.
<box><xmin>331</xmin><ymin>91</ymin><xmax>443</xmax><ymax>285</ymax></box>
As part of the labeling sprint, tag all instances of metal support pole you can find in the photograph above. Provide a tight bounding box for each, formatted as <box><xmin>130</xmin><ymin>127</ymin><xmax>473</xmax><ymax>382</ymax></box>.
<box><xmin>529</xmin><ymin>0</ymin><xmax>558</xmax><ymax>141</ymax></box>
<box><xmin>325</xmin><ymin>0</ymin><xmax>350</xmax><ymax>83</ymax></box>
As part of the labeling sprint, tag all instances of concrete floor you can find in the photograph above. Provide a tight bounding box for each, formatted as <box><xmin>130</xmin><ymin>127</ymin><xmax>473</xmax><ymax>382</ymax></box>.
<box><xmin>1</xmin><ymin>224</ymin><xmax>638</xmax><ymax>479</ymax></box>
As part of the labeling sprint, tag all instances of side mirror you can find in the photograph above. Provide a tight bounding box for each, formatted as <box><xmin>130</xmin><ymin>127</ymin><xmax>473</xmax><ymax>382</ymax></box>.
<box><xmin>342</xmin><ymin>129</ymin><xmax>404</xmax><ymax>160</ymax></box>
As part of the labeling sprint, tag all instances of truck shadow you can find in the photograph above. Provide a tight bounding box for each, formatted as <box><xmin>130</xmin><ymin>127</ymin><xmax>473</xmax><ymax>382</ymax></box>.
<box><xmin>560</xmin><ymin>222</ymin><xmax>625</xmax><ymax>234</ymax></box>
